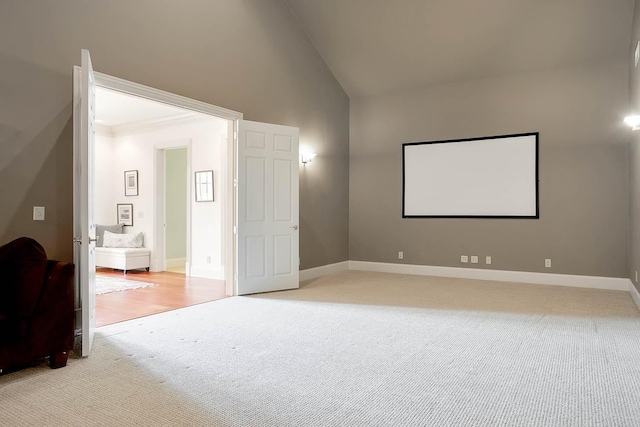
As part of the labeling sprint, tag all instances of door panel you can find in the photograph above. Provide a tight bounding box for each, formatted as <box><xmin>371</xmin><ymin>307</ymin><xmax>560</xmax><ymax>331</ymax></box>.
<box><xmin>73</xmin><ymin>49</ymin><xmax>97</xmax><ymax>356</ymax></box>
<box><xmin>237</xmin><ymin>120</ymin><xmax>299</xmax><ymax>295</ymax></box>
<box><xmin>274</xmin><ymin>159</ymin><xmax>292</xmax><ymax>221</ymax></box>
<box><xmin>273</xmin><ymin>235</ymin><xmax>292</xmax><ymax>275</ymax></box>
<box><xmin>246</xmin><ymin>157</ymin><xmax>266</xmax><ymax>222</ymax></box>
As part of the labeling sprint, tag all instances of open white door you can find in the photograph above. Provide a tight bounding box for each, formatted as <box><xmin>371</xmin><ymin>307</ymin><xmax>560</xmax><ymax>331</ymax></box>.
<box><xmin>237</xmin><ymin>120</ymin><xmax>299</xmax><ymax>295</ymax></box>
<box><xmin>73</xmin><ymin>49</ymin><xmax>97</xmax><ymax>356</ymax></box>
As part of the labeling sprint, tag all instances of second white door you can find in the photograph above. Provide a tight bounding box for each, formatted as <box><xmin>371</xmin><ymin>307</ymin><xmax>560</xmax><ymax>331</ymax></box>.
<box><xmin>237</xmin><ymin>120</ymin><xmax>299</xmax><ymax>295</ymax></box>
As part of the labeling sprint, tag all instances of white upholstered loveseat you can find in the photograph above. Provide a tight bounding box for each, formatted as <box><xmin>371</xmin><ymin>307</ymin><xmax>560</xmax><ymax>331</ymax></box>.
<box><xmin>94</xmin><ymin>225</ymin><xmax>150</xmax><ymax>274</ymax></box>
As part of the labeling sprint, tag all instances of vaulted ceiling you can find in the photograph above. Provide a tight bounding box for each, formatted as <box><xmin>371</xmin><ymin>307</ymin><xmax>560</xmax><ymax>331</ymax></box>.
<box><xmin>285</xmin><ymin>0</ymin><xmax>635</xmax><ymax>99</ymax></box>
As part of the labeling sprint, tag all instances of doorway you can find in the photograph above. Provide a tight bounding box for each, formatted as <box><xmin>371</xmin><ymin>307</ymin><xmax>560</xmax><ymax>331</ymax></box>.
<box><xmin>75</xmin><ymin>50</ymin><xmax>300</xmax><ymax>355</ymax></box>
<box><xmin>92</xmin><ymin>86</ymin><xmax>233</xmax><ymax>326</ymax></box>
<box><xmin>165</xmin><ymin>147</ymin><xmax>188</xmax><ymax>274</ymax></box>
<box><xmin>91</xmin><ymin>73</ymin><xmax>239</xmax><ymax>297</ymax></box>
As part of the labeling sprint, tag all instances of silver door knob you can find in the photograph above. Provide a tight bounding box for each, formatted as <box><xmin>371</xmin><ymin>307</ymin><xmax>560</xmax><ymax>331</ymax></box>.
<box><xmin>73</xmin><ymin>236</ymin><xmax>99</xmax><ymax>244</ymax></box>
<box><xmin>291</xmin><ymin>225</ymin><xmax>299</xmax><ymax>230</ymax></box>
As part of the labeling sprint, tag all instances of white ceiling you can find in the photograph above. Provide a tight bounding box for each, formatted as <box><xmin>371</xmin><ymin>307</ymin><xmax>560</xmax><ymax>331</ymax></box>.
<box><xmin>285</xmin><ymin>0</ymin><xmax>635</xmax><ymax>98</ymax></box>
<box><xmin>95</xmin><ymin>87</ymin><xmax>192</xmax><ymax>127</ymax></box>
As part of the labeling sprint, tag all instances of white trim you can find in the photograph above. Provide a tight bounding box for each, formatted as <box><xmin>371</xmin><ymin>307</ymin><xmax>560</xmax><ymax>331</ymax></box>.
<box><xmin>155</xmin><ymin>139</ymin><xmax>192</xmax><ymax>150</ymax></box>
<box><xmin>94</xmin><ymin>72</ymin><xmax>243</xmax><ymax>121</ymax></box>
<box><xmin>154</xmin><ymin>139</ymin><xmax>192</xmax><ymax>276</ymax></box>
<box><xmin>110</xmin><ymin>113</ymin><xmax>204</xmax><ymax>137</ymax></box>
<box><xmin>190</xmin><ymin>265</ymin><xmax>225</xmax><ymax>280</ymax></box>
<box><xmin>166</xmin><ymin>257</ymin><xmax>187</xmax><ymax>269</ymax></box>
<box><xmin>96</xmin><ymin>113</ymin><xmax>206</xmax><ymax>138</ymax></box>
<box><xmin>149</xmin><ymin>258</ymin><xmax>162</xmax><ymax>273</ymax></box>
<box><xmin>300</xmin><ymin>261</ymin><xmax>350</xmax><ymax>282</ymax></box>
<box><xmin>95</xmin><ymin>123</ymin><xmax>114</xmax><ymax>137</ymax></box>
<box><xmin>630</xmin><ymin>279</ymin><xmax>640</xmax><ymax>310</ymax></box>
<box><xmin>348</xmin><ymin>261</ymin><xmax>629</xmax><ymax>291</ymax></box>
<box><xmin>153</xmin><ymin>148</ymin><xmax>166</xmax><ymax>273</ymax></box>
<box><xmin>222</xmin><ymin>127</ymin><xmax>235</xmax><ymax>296</ymax></box>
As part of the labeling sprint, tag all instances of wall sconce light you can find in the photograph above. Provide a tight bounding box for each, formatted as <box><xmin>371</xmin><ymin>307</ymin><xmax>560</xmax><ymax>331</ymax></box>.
<box><xmin>624</xmin><ymin>115</ymin><xmax>640</xmax><ymax>130</ymax></box>
<box><xmin>300</xmin><ymin>152</ymin><xmax>316</xmax><ymax>164</ymax></box>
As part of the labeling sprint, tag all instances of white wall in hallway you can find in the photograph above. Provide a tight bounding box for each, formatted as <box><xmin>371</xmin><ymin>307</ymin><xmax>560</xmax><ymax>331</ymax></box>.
<box><xmin>95</xmin><ymin>116</ymin><xmax>227</xmax><ymax>278</ymax></box>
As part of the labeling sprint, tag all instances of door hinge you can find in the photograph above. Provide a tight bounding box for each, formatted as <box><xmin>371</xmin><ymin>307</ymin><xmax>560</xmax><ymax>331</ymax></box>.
<box><xmin>233</xmin><ymin>226</ymin><xmax>237</xmax><ymax>234</ymax></box>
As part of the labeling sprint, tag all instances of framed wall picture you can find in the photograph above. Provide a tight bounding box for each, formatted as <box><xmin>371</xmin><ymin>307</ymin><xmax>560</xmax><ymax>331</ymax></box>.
<box><xmin>124</xmin><ymin>170</ymin><xmax>139</xmax><ymax>196</ymax></box>
<box><xmin>195</xmin><ymin>170</ymin><xmax>214</xmax><ymax>202</ymax></box>
<box><xmin>117</xmin><ymin>204</ymin><xmax>133</xmax><ymax>226</ymax></box>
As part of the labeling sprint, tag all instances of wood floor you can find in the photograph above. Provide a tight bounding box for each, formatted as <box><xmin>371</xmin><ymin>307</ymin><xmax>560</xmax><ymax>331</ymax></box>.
<box><xmin>96</xmin><ymin>268</ymin><xmax>227</xmax><ymax>327</ymax></box>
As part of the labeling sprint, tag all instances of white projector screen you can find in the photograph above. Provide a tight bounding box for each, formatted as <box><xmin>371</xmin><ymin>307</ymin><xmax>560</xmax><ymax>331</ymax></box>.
<box><xmin>402</xmin><ymin>133</ymin><xmax>538</xmax><ymax>218</ymax></box>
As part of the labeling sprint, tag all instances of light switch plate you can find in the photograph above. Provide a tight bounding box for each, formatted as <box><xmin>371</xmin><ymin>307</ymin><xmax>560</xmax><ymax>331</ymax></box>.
<box><xmin>33</xmin><ymin>206</ymin><xmax>45</xmax><ymax>221</ymax></box>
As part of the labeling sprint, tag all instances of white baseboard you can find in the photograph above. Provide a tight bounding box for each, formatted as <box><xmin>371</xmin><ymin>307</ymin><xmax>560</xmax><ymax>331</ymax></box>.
<box><xmin>629</xmin><ymin>280</ymin><xmax>640</xmax><ymax>311</ymax></box>
<box><xmin>190</xmin><ymin>265</ymin><xmax>225</xmax><ymax>280</ymax></box>
<box><xmin>149</xmin><ymin>259</ymin><xmax>161</xmax><ymax>273</ymax></box>
<box><xmin>300</xmin><ymin>261</ymin><xmax>350</xmax><ymax>282</ymax></box>
<box><xmin>166</xmin><ymin>257</ymin><xmax>187</xmax><ymax>269</ymax></box>
<box><xmin>348</xmin><ymin>261</ymin><xmax>629</xmax><ymax>291</ymax></box>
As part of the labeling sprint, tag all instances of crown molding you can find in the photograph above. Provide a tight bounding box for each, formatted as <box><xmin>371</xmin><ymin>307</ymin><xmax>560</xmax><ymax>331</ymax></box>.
<box><xmin>95</xmin><ymin>123</ymin><xmax>114</xmax><ymax>137</ymax></box>
<box><xmin>107</xmin><ymin>112</ymin><xmax>209</xmax><ymax>137</ymax></box>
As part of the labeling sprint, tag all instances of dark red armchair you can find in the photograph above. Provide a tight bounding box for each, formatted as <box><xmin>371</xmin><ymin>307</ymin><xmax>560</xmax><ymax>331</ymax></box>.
<box><xmin>0</xmin><ymin>237</ymin><xmax>75</xmax><ymax>374</ymax></box>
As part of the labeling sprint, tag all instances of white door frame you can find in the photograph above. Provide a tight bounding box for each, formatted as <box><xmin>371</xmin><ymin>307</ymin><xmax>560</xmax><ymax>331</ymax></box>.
<box><xmin>94</xmin><ymin>72</ymin><xmax>242</xmax><ymax>296</ymax></box>
<box><xmin>154</xmin><ymin>140</ymin><xmax>192</xmax><ymax>275</ymax></box>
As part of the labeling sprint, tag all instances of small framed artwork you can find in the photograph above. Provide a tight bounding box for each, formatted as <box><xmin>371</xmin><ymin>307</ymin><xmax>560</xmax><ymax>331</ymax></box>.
<box><xmin>117</xmin><ymin>204</ymin><xmax>133</xmax><ymax>226</ymax></box>
<box><xmin>124</xmin><ymin>170</ymin><xmax>139</xmax><ymax>196</ymax></box>
<box><xmin>195</xmin><ymin>170</ymin><xmax>214</xmax><ymax>202</ymax></box>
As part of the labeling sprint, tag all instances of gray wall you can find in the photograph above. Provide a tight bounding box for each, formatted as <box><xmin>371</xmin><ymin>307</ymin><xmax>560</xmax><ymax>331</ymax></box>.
<box><xmin>0</xmin><ymin>0</ymin><xmax>349</xmax><ymax>268</ymax></box>
<box><xmin>165</xmin><ymin>148</ymin><xmax>187</xmax><ymax>261</ymax></box>
<box><xmin>350</xmin><ymin>62</ymin><xmax>630</xmax><ymax>277</ymax></box>
<box><xmin>629</xmin><ymin>0</ymin><xmax>640</xmax><ymax>293</ymax></box>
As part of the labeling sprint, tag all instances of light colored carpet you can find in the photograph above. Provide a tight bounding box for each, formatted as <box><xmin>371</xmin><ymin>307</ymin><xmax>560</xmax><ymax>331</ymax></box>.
<box><xmin>95</xmin><ymin>275</ymin><xmax>157</xmax><ymax>295</ymax></box>
<box><xmin>1</xmin><ymin>271</ymin><xmax>639</xmax><ymax>426</ymax></box>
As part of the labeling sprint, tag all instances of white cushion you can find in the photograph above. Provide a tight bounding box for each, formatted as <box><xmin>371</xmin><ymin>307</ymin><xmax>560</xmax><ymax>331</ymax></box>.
<box><xmin>103</xmin><ymin>231</ymin><xmax>144</xmax><ymax>248</ymax></box>
<box><xmin>95</xmin><ymin>224</ymin><xmax>124</xmax><ymax>247</ymax></box>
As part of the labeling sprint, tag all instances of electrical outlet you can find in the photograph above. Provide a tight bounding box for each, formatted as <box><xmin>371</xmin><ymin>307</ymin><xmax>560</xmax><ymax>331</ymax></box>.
<box><xmin>545</xmin><ymin>259</ymin><xmax>552</xmax><ymax>268</ymax></box>
<box><xmin>206</xmin><ymin>255</ymin><xmax>211</xmax><ymax>264</ymax></box>
<box><xmin>398</xmin><ymin>251</ymin><xmax>403</xmax><ymax>260</ymax></box>
<box><xmin>486</xmin><ymin>256</ymin><xmax>492</xmax><ymax>265</ymax></box>
<box><xmin>471</xmin><ymin>256</ymin><xmax>478</xmax><ymax>264</ymax></box>
<box><xmin>138</xmin><ymin>211</ymin><xmax>144</xmax><ymax>219</ymax></box>
<box><xmin>461</xmin><ymin>255</ymin><xmax>468</xmax><ymax>263</ymax></box>
<box><xmin>33</xmin><ymin>206</ymin><xmax>45</xmax><ymax>221</ymax></box>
